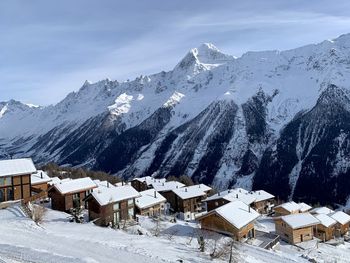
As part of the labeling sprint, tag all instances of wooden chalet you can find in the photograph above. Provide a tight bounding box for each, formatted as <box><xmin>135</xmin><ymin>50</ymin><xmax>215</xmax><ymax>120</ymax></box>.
<box><xmin>204</xmin><ymin>188</ymin><xmax>256</xmax><ymax>212</ymax></box>
<box><xmin>86</xmin><ymin>182</ymin><xmax>140</xmax><ymax>227</ymax></box>
<box><xmin>274</xmin><ymin>201</ymin><xmax>312</xmax><ymax>216</ymax></box>
<box><xmin>135</xmin><ymin>189</ymin><xmax>166</xmax><ymax>217</ymax></box>
<box><xmin>0</xmin><ymin>158</ymin><xmax>36</xmax><ymax>203</ymax></box>
<box><xmin>151</xmin><ymin>181</ymin><xmax>185</xmax><ymax>204</ymax></box>
<box><xmin>130</xmin><ymin>176</ymin><xmax>166</xmax><ymax>192</ymax></box>
<box><xmin>328</xmin><ymin>211</ymin><xmax>350</xmax><ymax>237</ymax></box>
<box><xmin>249</xmin><ymin>190</ymin><xmax>275</xmax><ymax>214</ymax></box>
<box><xmin>313</xmin><ymin>214</ymin><xmax>337</xmax><ymax>242</ymax></box>
<box><xmin>198</xmin><ymin>201</ymin><xmax>260</xmax><ymax>241</ymax></box>
<box><xmin>275</xmin><ymin>213</ymin><xmax>319</xmax><ymax>244</ymax></box>
<box><xmin>31</xmin><ymin>170</ymin><xmax>52</xmax><ymax>198</ymax></box>
<box><xmin>169</xmin><ymin>184</ymin><xmax>212</xmax><ymax>220</ymax></box>
<box><xmin>49</xmin><ymin>177</ymin><xmax>97</xmax><ymax>212</ymax></box>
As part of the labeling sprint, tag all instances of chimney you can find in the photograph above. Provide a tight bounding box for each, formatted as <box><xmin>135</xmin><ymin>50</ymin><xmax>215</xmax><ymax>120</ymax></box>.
<box><xmin>236</xmin><ymin>194</ymin><xmax>238</xmax><ymax>198</ymax></box>
<box><xmin>199</xmin><ymin>184</ymin><xmax>201</xmax><ymax>188</ymax></box>
<box><xmin>239</xmin><ymin>189</ymin><xmax>241</xmax><ymax>193</ymax></box>
<box><xmin>249</xmin><ymin>206</ymin><xmax>251</xmax><ymax>212</ymax></box>
<box><xmin>185</xmin><ymin>188</ymin><xmax>188</xmax><ymax>192</ymax></box>
<box><xmin>228</xmin><ymin>189</ymin><xmax>231</xmax><ymax>193</ymax></box>
<box><xmin>122</xmin><ymin>181</ymin><xmax>124</xmax><ymax>186</ymax></box>
<box><xmin>162</xmin><ymin>182</ymin><xmax>165</xmax><ymax>186</ymax></box>
<box><xmin>40</xmin><ymin>172</ymin><xmax>43</xmax><ymax>179</ymax></box>
<box><xmin>107</xmin><ymin>182</ymin><xmax>110</xmax><ymax>188</ymax></box>
<box><xmin>218</xmin><ymin>192</ymin><xmax>221</xmax><ymax>196</ymax></box>
<box><xmin>154</xmin><ymin>191</ymin><xmax>157</xmax><ymax>198</ymax></box>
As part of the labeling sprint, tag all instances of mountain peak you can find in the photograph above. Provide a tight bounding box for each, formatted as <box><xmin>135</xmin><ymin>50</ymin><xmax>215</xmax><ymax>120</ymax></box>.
<box><xmin>173</xmin><ymin>43</ymin><xmax>234</xmax><ymax>77</ymax></box>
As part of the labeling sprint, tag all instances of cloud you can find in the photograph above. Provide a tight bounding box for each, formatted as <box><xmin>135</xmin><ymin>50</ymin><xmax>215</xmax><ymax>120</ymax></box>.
<box><xmin>1</xmin><ymin>0</ymin><xmax>350</xmax><ymax>105</ymax></box>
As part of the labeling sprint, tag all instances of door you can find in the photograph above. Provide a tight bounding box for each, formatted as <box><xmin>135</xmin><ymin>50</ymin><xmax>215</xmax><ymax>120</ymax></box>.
<box><xmin>0</xmin><ymin>189</ymin><xmax>4</xmax><ymax>202</ymax></box>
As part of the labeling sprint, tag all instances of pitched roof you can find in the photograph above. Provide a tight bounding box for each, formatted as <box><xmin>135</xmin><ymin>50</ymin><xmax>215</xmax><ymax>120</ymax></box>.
<box><xmin>91</xmin><ymin>184</ymin><xmax>140</xmax><ymax>206</ymax></box>
<box><xmin>135</xmin><ymin>189</ymin><xmax>166</xmax><ymax>209</ymax></box>
<box><xmin>281</xmin><ymin>213</ymin><xmax>320</xmax><ymax>229</ymax></box>
<box><xmin>172</xmin><ymin>184</ymin><xmax>211</xmax><ymax>200</ymax></box>
<box><xmin>298</xmin><ymin>202</ymin><xmax>312</xmax><ymax>212</ymax></box>
<box><xmin>0</xmin><ymin>158</ymin><xmax>36</xmax><ymax>177</ymax></box>
<box><xmin>54</xmin><ymin>177</ymin><xmax>97</xmax><ymax>195</ymax></box>
<box><xmin>132</xmin><ymin>176</ymin><xmax>166</xmax><ymax>186</ymax></box>
<box><xmin>199</xmin><ymin>201</ymin><xmax>260</xmax><ymax>229</ymax></box>
<box><xmin>310</xmin><ymin>206</ymin><xmax>334</xmax><ymax>215</ymax></box>
<box><xmin>48</xmin><ymin>177</ymin><xmax>71</xmax><ymax>186</ymax></box>
<box><xmin>275</xmin><ymin>201</ymin><xmax>301</xmax><ymax>212</ymax></box>
<box><xmin>31</xmin><ymin>170</ymin><xmax>52</xmax><ymax>185</ymax></box>
<box><xmin>151</xmin><ymin>181</ymin><xmax>185</xmax><ymax>192</ymax></box>
<box><xmin>249</xmin><ymin>190</ymin><xmax>275</xmax><ymax>202</ymax></box>
<box><xmin>204</xmin><ymin>188</ymin><xmax>256</xmax><ymax>205</ymax></box>
<box><xmin>329</xmin><ymin>211</ymin><xmax>350</xmax><ymax>225</ymax></box>
<box><xmin>314</xmin><ymin>214</ymin><xmax>337</xmax><ymax>228</ymax></box>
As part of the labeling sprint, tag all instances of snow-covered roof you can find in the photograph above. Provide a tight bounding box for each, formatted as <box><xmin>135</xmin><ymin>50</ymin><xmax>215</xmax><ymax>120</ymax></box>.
<box><xmin>281</xmin><ymin>213</ymin><xmax>320</xmax><ymax>229</ymax></box>
<box><xmin>54</xmin><ymin>177</ymin><xmax>97</xmax><ymax>195</ymax></box>
<box><xmin>151</xmin><ymin>181</ymin><xmax>185</xmax><ymax>192</ymax></box>
<box><xmin>204</xmin><ymin>188</ymin><xmax>256</xmax><ymax>205</ymax></box>
<box><xmin>135</xmin><ymin>189</ymin><xmax>166</xmax><ymax>209</ymax></box>
<box><xmin>298</xmin><ymin>202</ymin><xmax>312</xmax><ymax>212</ymax></box>
<box><xmin>93</xmin><ymin>180</ymin><xmax>115</xmax><ymax>189</ymax></box>
<box><xmin>172</xmin><ymin>184</ymin><xmax>211</xmax><ymax>200</ymax></box>
<box><xmin>310</xmin><ymin>207</ymin><xmax>334</xmax><ymax>215</ymax></box>
<box><xmin>0</xmin><ymin>158</ymin><xmax>36</xmax><ymax>177</ymax></box>
<box><xmin>199</xmin><ymin>200</ymin><xmax>260</xmax><ymax>229</ymax></box>
<box><xmin>275</xmin><ymin>201</ymin><xmax>301</xmax><ymax>212</ymax></box>
<box><xmin>91</xmin><ymin>184</ymin><xmax>140</xmax><ymax>206</ymax></box>
<box><xmin>329</xmin><ymin>211</ymin><xmax>350</xmax><ymax>225</ymax></box>
<box><xmin>314</xmin><ymin>214</ymin><xmax>337</xmax><ymax>228</ymax></box>
<box><xmin>115</xmin><ymin>181</ymin><xmax>129</xmax><ymax>187</ymax></box>
<box><xmin>31</xmin><ymin>170</ymin><xmax>51</xmax><ymax>185</ymax></box>
<box><xmin>249</xmin><ymin>190</ymin><xmax>275</xmax><ymax>202</ymax></box>
<box><xmin>48</xmin><ymin>177</ymin><xmax>72</xmax><ymax>186</ymax></box>
<box><xmin>132</xmin><ymin>176</ymin><xmax>166</xmax><ymax>186</ymax></box>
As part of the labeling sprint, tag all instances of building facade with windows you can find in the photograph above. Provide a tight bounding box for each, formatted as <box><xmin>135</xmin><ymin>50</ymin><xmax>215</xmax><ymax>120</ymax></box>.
<box><xmin>86</xmin><ymin>184</ymin><xmax>140</xmax><ymax>227</ymax></box>
<box><xmin>0</xmin><ymin>158</ymin><xmax>37</xmax><ymax>203</ymax></box>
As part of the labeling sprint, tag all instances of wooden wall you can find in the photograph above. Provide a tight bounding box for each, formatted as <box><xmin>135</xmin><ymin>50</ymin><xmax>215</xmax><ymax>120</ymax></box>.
<box><xmin>200</xmin><ymin>213</ymin><xmax>255</xmax><ymax>241</ymax></box>
<box><xmin>275</xmin><ymin>219</ymin><xmax>314</xmax><ymax>244</ymax></box>
<box><xmin>206</xmin><ymin>198</ymin><xmax>230</xmax><ymax>212</ymax></box>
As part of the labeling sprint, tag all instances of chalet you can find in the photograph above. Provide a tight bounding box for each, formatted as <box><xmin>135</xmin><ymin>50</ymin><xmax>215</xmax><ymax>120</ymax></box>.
<box><xmin>86</xmin><ymin>183</ymin><xmax>140</xmax><ymax>227</ymax></box>
<box><xmin>274</xmin><ymin>201</ymin><xmax>312</xmax><ymax>216</ymax></box>
<box><xmin>248</xmin><ymin>190</ymin><xmax>275</xmax><ymax>214</ymax></box>
<box><xmin>0</xmin><ymin>158</ymin><xmax>36</xmax><ymax>203</ymax></box>
<box><xmin>130</xmin><ymin>176</ymin><xmax>166</xmax><ymax>192</ymax></box>
<box><xmin>204</xmin><ymin>188</ymin><xmax>256</xmax><ymax>212</ymax></box>
<box><xmin>275</xmin><ymin>213</ymin><xmax>319</xmax><ymax>244</ymax></box>
<box><xmin>198</xmin><ymin>201</ymin><xmax>260</xmax><ymax>241</ymax></box>
<box><xmin>169</xmin><ymin>184</ymin><xmax>212</xmax><ymax>220</ymax></box>
<box><xmin>313</xmin><ymin>214</ymin><xmax>336</xmax><ymax>242</ymax></box>
<box><xmin>328</xmin><ymin>211</ymin><xmax>350</xmax><ymax>237</ymax></box>
<box><xmin>31</xmin><ymin>170</ymin><xmax>52</xmax><ymax>198</ymax></box>
<box><xmin>135</xmin><ymin>189</ymin><xmax>166</xmax><ymax>217</ymax></box>
<box><xmin>310</xmin><ymin>206</ymin><xmax>334</xmax><ymax>215</ymax></box>
<box><xmin>49</xmin><ymin>177</ymin><xmax>97</xmax><ymax>212</ymax></box>
<box><xmin>151</xmin><ymin>181</ymin><xmax>185</xmax><ymax>203</ymax></box>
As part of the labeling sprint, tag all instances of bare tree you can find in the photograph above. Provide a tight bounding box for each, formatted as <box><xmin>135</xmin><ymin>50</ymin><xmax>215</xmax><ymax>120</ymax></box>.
<box><xmin>31</xmin><ymin>204</ymin><xmax>46</xmax><ymax>224</ymax></box>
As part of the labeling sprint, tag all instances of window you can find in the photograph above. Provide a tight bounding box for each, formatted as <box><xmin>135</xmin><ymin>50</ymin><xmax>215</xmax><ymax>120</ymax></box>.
<box><xmin>73</xmin><ymin>193</ymin><xmax>80</xmax><ymax>199</ymax></box>
<box><xmin>285</xmin><ymin>234</ymin><xmax>289</xmax><ymax>238</ymax></box>
<box><xmin>113</xmin><ymin>202</ymin><xmax>120</xmax><ymax>211</ymax></box>
<box><xmin>215</xmin><ymin>202</ymin><xmax>219</xmax><ymax>206</ymax></box>
<box><xmin>127</xmin><ymin>199</ymin><xmax>134</xmax><ymax>206</ymax></box>
<box><xmin>128</xmin><ymin>208</ymin><xmax>134</xmax><ymax>219</ymax></box>
<box><xmin>0</xmin><ymin>177</ymin><xmax>11</xmax><ymax>187</ymax></box>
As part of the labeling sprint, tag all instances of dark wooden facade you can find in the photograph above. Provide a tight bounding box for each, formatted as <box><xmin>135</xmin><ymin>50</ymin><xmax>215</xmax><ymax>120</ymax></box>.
<box><xmin>49</xmin><ymin>187</ymin><xmax>92</xmax><ymax>212</ymax></box>
<box><xmin>252</xmin><ymin>199</ymin><xmax>275</xmax><ymax>214</ymax></box>
<box><xmin>206</xmin><ymin>198</ymin><xmax>230</xmax><ymax>212</ymax></box>
<box><xmin>87</xmin><ymin>197</ymin><xmax>136</xmax><ymax>227</ymax></box>
<box><xmin>0</xmin><ymin>174</ymin><xmax>31</xmax><ymax>202</ymax></box>
<box><xmin>131</xmin><ymin>180</ymin><xmax>149</xmax><ymax>192</ymax></box>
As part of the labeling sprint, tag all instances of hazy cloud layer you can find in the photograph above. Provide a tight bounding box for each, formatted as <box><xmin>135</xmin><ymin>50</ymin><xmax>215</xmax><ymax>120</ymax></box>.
<box><xmin>1</xmin><ymin>0</ymin><xmax>350</xmax><ymax>105</ymax></box>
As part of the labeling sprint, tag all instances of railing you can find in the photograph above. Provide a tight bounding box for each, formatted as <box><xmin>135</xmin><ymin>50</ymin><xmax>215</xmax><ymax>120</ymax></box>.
<box><xmin>22</xmin><ymin>190</ymin><xmax>47</xmax><ymax>204</ymax></box>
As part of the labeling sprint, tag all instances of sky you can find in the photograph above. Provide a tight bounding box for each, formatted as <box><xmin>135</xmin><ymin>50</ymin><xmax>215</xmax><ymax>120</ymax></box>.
<box><xmin>1</xmin><ymin>0</ymin><xmax>350</xmax><ymax>105</ymax></box>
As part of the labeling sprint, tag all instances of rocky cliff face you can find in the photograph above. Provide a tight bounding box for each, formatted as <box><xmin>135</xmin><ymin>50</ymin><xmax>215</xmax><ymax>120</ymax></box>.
<box><xmin>2</xmin><ymin>35</ymin><xmax>350</xmax><ymax>206</ymax></box>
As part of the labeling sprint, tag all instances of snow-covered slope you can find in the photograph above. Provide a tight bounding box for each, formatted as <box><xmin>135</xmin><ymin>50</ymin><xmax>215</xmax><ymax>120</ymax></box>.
<box><xmin>2</xmin><ymin>34</ymin><xmax>350</xmax><ymax>205</ymax></box>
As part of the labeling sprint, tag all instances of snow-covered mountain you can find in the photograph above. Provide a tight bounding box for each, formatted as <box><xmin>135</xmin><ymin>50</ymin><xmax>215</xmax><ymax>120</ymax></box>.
<box><xmin>2</xmin><ymin>35</ymin><xmax>350</xmax><ymax>206</ymax></box>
